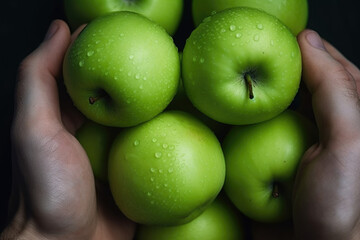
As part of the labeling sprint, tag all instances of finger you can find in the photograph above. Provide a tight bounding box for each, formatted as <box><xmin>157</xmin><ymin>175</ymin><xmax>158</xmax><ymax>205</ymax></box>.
<box><xmin>323</xmin><ymin>40</ymin><xmax>360</xmax><ymax>94</ymax></box>
<box><xmin>297</xmin><ymin>30</ymin><xmax>360</xmax><ymax>145</ymax></box>
<box><xmin>59</xmin><ymin>82</ymin><xmax>85</xmax><ymax>135</ymax></box>
<box><xmin>71</xmin><ymin>24</ymin><xmax>86</xmax><ymax>43</ymax></box>
<box><xmin>59</xmin><ymin>23</ymin><xmax>88</xmax><ymax>135</ymax></box>
<box><xmin>14</xmin><ymin>20</ymin><xmax>71</xmax><ymax>135</ymax></box>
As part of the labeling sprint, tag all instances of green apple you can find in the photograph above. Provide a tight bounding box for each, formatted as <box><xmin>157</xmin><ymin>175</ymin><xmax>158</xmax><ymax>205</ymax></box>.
<box><xmin>182</xmin><ymin>7</ymin><xmax>302</xmax><ymax>125</ymax></box>
<box><xmin>108</xmin><ymin>111</ymin><xmax>225</xmax><ymax>225</ymax></box>
<box><xmin>64</xmin><ymin>0</ymin><xmax>184</xmax><ymax>35</ymax></box>
<box><xmin>76</xmin><ymin>120</ymin><xmax>116</xmax><ymax>182</ymax></box>
<box><xmin>167</xmin><ymin>66</ymin><xmax>230</xmax><ymax>141</ymax></box>
<box><xmin>223</xmin><ymin>110</ymin><xmax>317</xmax><ymax>222</ymax></box>
<box><xmin>63</xmin><ymin>11</ymin><xmax>180</xmax><ymax>127</ymax></box>
<box><xmin>192</xmin><ymin>0</ymin><xmax>308</xmax><ymax>35</ymax></box>
<box><xmin>135</xmin><ymin>196</ymin><xmax>245</xmax><ymax>240</ymax></box>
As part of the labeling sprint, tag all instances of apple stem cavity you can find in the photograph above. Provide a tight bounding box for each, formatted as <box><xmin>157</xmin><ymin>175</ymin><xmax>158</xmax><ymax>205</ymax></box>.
<box><xmin>89</xmin><ymin>96</ymin><xmax>101</xmax><ymax>104</ymax></box>
<box><xmin>272</xmin><ymin>183</ymin><xmax>280</xmax><ymax>198</ymax></box>
<box><xmin>244</xmin><ymin>73</ymin><xmax>254</xmax><ymax>100</ymax></box>
<box><xmin>89</xmin><ymin>89</ymin><xmax>109</xmax><ymax>105</ymax></box>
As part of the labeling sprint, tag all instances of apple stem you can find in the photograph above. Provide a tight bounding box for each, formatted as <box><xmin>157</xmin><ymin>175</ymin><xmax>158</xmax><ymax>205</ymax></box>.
<box><xmin>89</xmin><ymin>96</ymin><xmax>101</xmax><ymax>104</ymax></box>
<box><xmin>244</xmin><ymin>73</ymin><xmax>254</xmax><ymax>99</ymax></box>
<box><xmin>272</xmin><ymin>183</ymin><xmax>280</xmax><ymax>198</ymax></box>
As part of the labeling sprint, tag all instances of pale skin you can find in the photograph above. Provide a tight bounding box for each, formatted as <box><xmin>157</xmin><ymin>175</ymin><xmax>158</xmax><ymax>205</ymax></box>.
<box><xmin>1</xmin><ymin>20</ymin><xmax>360</xmax><ymax>239</ymax></box>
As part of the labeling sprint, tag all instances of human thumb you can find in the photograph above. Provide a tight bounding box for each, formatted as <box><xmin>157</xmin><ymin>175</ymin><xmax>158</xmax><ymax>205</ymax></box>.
<box><xmin>297</xmin><ymin>30</ymin><xmax>360</xmax><ymax>146</ymax></box>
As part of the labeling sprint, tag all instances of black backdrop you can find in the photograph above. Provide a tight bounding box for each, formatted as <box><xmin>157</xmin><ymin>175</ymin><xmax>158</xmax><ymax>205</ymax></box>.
<box><xmin>1</xmin><ymin>0</ymin><xmax>359</xmax><ymax>233</ymax></box>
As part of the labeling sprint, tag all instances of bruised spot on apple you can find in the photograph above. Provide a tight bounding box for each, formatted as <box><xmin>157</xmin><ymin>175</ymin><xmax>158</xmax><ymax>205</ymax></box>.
<box><xmin>63</xmin><ymin>11</ymin><xmax>180</xmax><ymax>127</ymax></box>
<box><xmin>182</xmin><ymin>7</ymin><xmax>302</xmax><ymax>125</ymax></box>
<box><xmin>223</xmin><ymin>110</ymin><xmax>317</xmax><ymax>223</ymax></box>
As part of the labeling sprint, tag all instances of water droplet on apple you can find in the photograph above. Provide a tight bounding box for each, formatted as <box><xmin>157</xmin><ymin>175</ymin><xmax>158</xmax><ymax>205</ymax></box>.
<box><xmin>120</xmin><ymin>33</ymin><xmax>124</xmax><ymax>37</ymax></box>
<box><xmin>253</xmin><ymin>34</ymin><xmax>260</xmax><ymax>41</ymax></box>
<box><xmin>220</xmin><ymin>28</ymin><xmax>226</xmax><ymax>33</ymax></box>
<box><xmin>256</xmin><ymin>23</ymin><xmax>264</xmax><ymax>30</ymax></box>
<box><xmin>229</xmin><ymin>25</ymin><xmax>236</xmax><ymax>31</ymax></box>
<box><xmin>192</xmin><ymin>57</ymin><xmax>197</xmax><ymax>62</ymax></box>
<box><xmin>143</xmin><ymin>76</ymin><xmax>147</xmax><ymax>81</ymax></box>
<box><xmin>150</xmin><ymin>168</ymin><xmax>156</xmax><ymax>173</ymax></box>
<box><xmin>164</xmin><ymin>183</ymin><xmax>168</xmax><ymax>187</ymax></box>
<box><xmin>270</xmin><ymin>40</ymin><xmax>275</xmax><ymax>46</ymax></box>
<box><xmin>147</xmin><ymin>192</ymin><xmax>152</xmax><ymax>196</ymax></box>
<box><xmin>155</xmin><ymin>152</ymin><xmax>162</xmax><ymax>158</ymax></box>
<box><xmin>162</xmin><ymin>143</ymin><xmax>168</xmax><ymax>149</ymax></box>
<box><xmin>139</xmin><ymin>85</ymin><xmax>143</xmax><ymax>90</ymax></box>
<box><xmin>291</xmin><ymin>52</ymin><xmax>295</xmax><ymax>58</ymax></box>
<box><xmin>133</xmin><ymin>140</ymin><xmax>140</xmax><ymax>146</ymax></box>
<box><xmin>78</xmin><ymin>60</ymin><xmax>85</xmax><ymax>67</ymax></box>
<box><xmin>168</xmin><ymin>168</ymin><xmax>174</xmax><ymax>173</ymax></box>
<box><xmin>236</xmin><ymin>33</ymin><xmax>242</xmax><ymax>38</ymax></box>
<box><xmin>150</xmin><ymin>177</ymin><xmax>154</xmax><ymax>182</ymax></box>
<box><xmin>211</xmin><ymin>10</ymin><xmax>217</xmax><ymax>15</ymax></box>
<box><xmin>159</xmin><ymin>169</ymin><xmax>163</xmax><ymax>173</ymax></box>
<box><xmin>152</xmin><ymin>138</ymin><xmax>157</xmax><ymax>143</ymax></box>
<box><xmin>199</xmin><ymin>58</ymin><xmax>205</xmax><ymax>63</ymax></box>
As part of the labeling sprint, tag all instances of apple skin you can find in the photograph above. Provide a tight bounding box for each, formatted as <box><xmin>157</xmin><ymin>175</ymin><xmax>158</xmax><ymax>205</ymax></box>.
<box><xmin>64</xmin><ymin>0</ymin><xmax>184</xmax><ymax>35</ymax></box>
<box><xmin>192</xmin><ymin>0</ymin><xmax>308</xmax><ymax>35</ymax></box>
<box><xmin>166</xmin><ymin>68</ymin><xmax>231</xmax><ymax>141</ymax></box>
<box><xmin>135</xmin><ymin>196</ymin><xmax>245</xmax><ymax>240</ymax></box>
<box><xmin>75</xmin><ymin>120</ymin><xmax>117</xmax><ymax>182</ymax></box>
<box><xmin>182</xmin><ymin>7</ymin><xmax>302</xmax><ymax>125</ymax></box>
<box><xmin>63</xmin><ymin>11</ymin><xmax>180</xmax><ymax>127</ymax></box>
<box><xmin>108</xmin><ymin>110</ymin><xmax>226</xmax><ymax>226</ymax></box>
<box><xmin>222</xmin><ymin>110</ymin><xmax>317</xmax><ymax>222</ymax></box>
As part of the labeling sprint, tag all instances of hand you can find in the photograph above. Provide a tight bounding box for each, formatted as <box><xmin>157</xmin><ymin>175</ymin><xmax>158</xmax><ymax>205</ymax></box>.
<box><xmin>293</xmin><ymin>30</ymin><xmax>360</xmax><ymax>239</ymax></box>
<box><xmin>1</xmin><ymin>20</ymin><xmax>135</xmax><ymax>240</ymax></box>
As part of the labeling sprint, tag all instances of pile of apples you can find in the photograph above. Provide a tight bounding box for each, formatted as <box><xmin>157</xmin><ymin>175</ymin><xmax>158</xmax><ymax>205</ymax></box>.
<box><xmin>64</xmin><ymin>0</ymin><xmax>316</xmax><ymax>238</ymax></box>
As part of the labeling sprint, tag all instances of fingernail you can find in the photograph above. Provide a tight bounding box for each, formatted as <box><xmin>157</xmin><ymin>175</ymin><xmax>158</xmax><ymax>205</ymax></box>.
<box><xmin>44</xmin><ymin>20</ymin><xmax>59</xmax><ymax>41</ymax></box>
<box><xmin>306</xmin><ymin>31</ymin><xmax>326</xmax><ymax>51</ymax></box>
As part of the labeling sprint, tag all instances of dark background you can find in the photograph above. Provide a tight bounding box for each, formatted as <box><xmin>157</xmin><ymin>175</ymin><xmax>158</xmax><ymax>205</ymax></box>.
<box><xmin>1</xmin><ymin>0</ymin><xmax>359</xmax><ymax>234</ymax></box>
